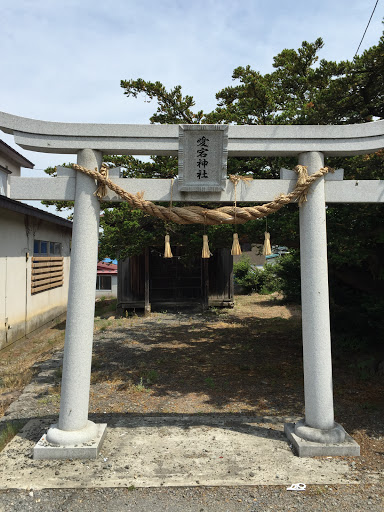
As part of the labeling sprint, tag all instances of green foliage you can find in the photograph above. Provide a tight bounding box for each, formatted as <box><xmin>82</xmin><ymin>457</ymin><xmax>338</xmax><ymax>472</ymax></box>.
<box><xmin>120</xmin><ymin>78</ymin><xmax>204</xmax><ymax>124</ymax></box>
<box><xmin>99</xmin><ymin>204</ymin><xmax>165</xmax><ymax>260</ymax></box>
<box><xmin>233</xmin><ymin>258</ymin><xmax>260</xmax><ymax>293</ymax></box>
<box><xmin>273</xmin><ymin>252</ymin><xmax>301</xmax><ymax>303</ymax></box>
<box><xmin>41</xmin><ymin>164</ymin><xmax>75</xmax><ymax>215</ymax></box>
<box><xmin>104</xmin><ymin>154</ymin><xmax>178</xmax><ymax>179</ymax></box>
<box><xmin>260</xmin><ymin>264</ymin><xmax>283</xmax><ymax>295</ymax></box>
<box><xmin>233</xmin><ymin>258</ymin><xmax>282</xmax><ymax>295</ymax></box>
<box><xmin>206</xmin><ymin>32</ymin><xmax>384</xmax><ymax>126</ymax></box>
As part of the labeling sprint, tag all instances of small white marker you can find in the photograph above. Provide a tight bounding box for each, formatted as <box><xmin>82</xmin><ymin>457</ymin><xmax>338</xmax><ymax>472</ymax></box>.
<box><xmin>287</xmin><ymin>483</ymin><xmax>306</xmax><ymax>491</ymax></box>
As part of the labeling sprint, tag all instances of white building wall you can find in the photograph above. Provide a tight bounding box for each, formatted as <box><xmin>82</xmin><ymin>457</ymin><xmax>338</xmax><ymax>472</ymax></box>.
<box><xmin>0</xmin><ymin>155</ymin><xmax>20</xmax><ymax>176</ymax></box>
<box><xmin>26</xmin><ymin>219</ymin><xmax>71</xmax><ymax>336</ymax></box>
<box><xmin>95</xmin><ymin>275</ymin><xmax>117</xmax><ymax>298</ymax></box>
<box><xmin>112</xmin><ymin>275</ymin><xmax>117</xmax><ymax>297</ymax></box>
<box><xmin>0</xmin><ymin>207</ymin><xmax>71</xmax><ymax>349</ymax></box>
<box><xmin>0</xmin><ymin>169</ymin><xmax>10</xmax><ymax>196</ymax></box>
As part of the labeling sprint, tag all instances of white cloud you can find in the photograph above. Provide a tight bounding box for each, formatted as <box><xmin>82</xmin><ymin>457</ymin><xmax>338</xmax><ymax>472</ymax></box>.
<box><xmin>0</xmin><ymin>0</ymin><xmax>382</xmax><ymax>183</ymax></box>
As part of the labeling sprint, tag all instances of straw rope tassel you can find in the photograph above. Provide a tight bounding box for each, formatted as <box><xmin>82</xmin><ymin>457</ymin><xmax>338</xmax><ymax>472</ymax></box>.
<box><xmin>202</xmin><ymin>234</ymin><xmax>211</xmax><ymax>259</ymax></box>
<box><xmin>263</xmin><ymin>232</ymin><xmax>272</xmax><ymax>256</ymax></box>
<box><xmin>164</xmin><ymin>179</ymin><xmax>174</xmax><ymax>258</ymax></box>
<box><xmin>231</xmin><ymin>233</ymin><xmax>242</xmax><ymax>256</ymax></box>
<box><xmin>164</xmin><ymin>234</ymin><xmax>173</xmax><ymax>258</ymax></box>
<box><xmin>229</xmin><ymin>175</ymin><xmax>245</xmax><ymax>256</ymax></box>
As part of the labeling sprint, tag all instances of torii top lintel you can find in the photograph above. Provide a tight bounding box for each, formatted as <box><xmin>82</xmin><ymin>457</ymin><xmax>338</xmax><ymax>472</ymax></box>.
<box><xmin>0</xmin><ymin>111</ymin><xmax>383</xmax><ymax>157</ymax></box>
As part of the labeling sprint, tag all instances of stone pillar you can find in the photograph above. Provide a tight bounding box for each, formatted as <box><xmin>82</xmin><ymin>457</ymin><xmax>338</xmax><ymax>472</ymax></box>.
<box><xmin>285</xmin><ymin>151</ymin><xmax>350</xmax><ymax>453</ymax></box>
<box><xmin>36</xmin><ymin>149</ymin><xmax>107</xmax><ymax>457</ymax></box>
<box><xmin>298</xmin><ymin>152</ymin><xmax>336</xmax><ymax>432</ymax></box>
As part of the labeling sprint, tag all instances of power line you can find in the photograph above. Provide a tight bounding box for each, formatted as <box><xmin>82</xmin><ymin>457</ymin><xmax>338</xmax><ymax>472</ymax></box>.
<box><xmin>354</xmin><ymin>0</ymin><xmax>380</xmax><ymax>57</ymax></box>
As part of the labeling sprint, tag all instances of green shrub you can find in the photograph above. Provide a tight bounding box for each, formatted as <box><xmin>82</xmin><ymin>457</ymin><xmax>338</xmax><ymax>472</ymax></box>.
<box><xmin>233</xmin><ymin>258</ymin><xmax>282</xmax><ymax>295</ymax></box>
<box><xmin>233</xmin><ymin>258</ymin><xmax>261</xmax><ymax>293</ymax></box>
<box><xmin>259</xmin><ymin>263</ymin><xmax>283</xmax><ymax>294</ymax></box>
<box><xmin>273</xmin><ymin>251</ymin><xmax>301</xmax><ymax>303</ymax></box>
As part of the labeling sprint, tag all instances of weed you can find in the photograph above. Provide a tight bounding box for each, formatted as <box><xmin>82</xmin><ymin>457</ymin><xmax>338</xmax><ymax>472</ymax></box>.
<box><xmin>133</xmin><ymin>377</ymin><xmax>150</xmax><ymax>393</ymax></box>
<box><xmin>96</xmin><ymin>319</ymin><xmax>113</xmax><ymax>332</ymax></box>
<box><xmin>145</xmin><ymin>369</ymin><xmax>159</xmax><ymax>384</ymax></box>
<box><xmin>53</xmin><ymin>367</ymin><xmax>62</xmax><ymax>382</ymax></box>
<box><xmin>204</xmin><ymin>377</ymin><xmax>215</xmax><ymax>389</ymax></box>
<box><xmin>206</xmin><ymin>307</ymin><xmax>227</xmax><ymax>317</ymax></box>
<box><xmin>37</xmin><ymin>394</ymin><xmax>60</xmax><ymax>406</ymax></box>
<box><xmin>0</xmin><ymin>421</ymin><xmax>26</xmax><ymax>452</ymax></box>
<box><xmin>312</xmin><ymin>486</ymin><xmax>328</xmax><ymax>495</ymax></box>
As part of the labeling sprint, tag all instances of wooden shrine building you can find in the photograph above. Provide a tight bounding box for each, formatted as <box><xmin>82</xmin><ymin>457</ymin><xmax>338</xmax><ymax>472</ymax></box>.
<box><xmin>117</xmin><ymin>247</ymin><xmax>233</xmax><ymax>311</ymax></box>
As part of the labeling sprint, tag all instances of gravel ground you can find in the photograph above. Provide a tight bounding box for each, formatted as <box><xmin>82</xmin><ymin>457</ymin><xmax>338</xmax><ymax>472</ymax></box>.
<box><xmin>0</xmin><ymin>484</ymin><xmax>383</xmax><ymax>512</ymax></box>
<box><xmin>0</xmin><ymin>296</ymin><xmax>383</xmax><ymax>511</ymax></box>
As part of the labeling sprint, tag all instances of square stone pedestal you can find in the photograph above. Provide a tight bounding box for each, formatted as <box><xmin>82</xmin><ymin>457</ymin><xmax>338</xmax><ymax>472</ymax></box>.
<box><xmin>285</xmin><ymin>423</ymin><xmax>360</xmax><ymax>457</ymax></box>
<box><xmin>34</xmin><ymin>424</ymin><xmax>107</xmax><ymax>460</ymax></box>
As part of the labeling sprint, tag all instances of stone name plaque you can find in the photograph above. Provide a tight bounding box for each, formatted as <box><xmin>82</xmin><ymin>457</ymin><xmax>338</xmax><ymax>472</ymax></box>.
<box><xmin>178</xmin><ymin>125</ymin><xmax>228</xmax><ymax>192</ymax></box>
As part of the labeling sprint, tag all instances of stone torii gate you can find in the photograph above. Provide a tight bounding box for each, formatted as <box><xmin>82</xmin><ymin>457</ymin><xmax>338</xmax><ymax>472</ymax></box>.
<box><xmin>1</xmin><ymin>112</ymin><xmax>383</xmax><ymax>459</ymax></box>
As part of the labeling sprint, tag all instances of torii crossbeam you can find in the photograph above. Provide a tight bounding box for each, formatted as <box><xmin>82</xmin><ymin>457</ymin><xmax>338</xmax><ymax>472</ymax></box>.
<box><xmin>1</xmin><ymin>111</ymin><xmax>383</xmax><ymax>459</ymax></box>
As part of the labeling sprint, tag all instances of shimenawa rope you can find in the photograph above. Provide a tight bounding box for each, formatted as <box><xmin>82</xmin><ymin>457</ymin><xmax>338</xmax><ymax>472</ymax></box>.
<box><xmin>73</xmin><ymin>163</ymin><xmax>333</xmax><ymax>226</ymax></box>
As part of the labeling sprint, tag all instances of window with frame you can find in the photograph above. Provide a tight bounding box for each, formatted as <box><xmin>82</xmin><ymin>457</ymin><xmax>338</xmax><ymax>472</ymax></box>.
<box><xmin>96</xmin><ymin>275</ymin><xmax>112</xmax><ymax>291</ymax></box>
<box><xmin>34</xmin><ymin>240</ymin><xmax>62</xmax><ymax>257</ymax></box>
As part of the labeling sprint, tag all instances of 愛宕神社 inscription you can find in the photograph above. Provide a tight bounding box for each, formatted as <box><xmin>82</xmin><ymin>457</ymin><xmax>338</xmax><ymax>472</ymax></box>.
<box><xmin>196</xmin><ymin>135</ymin><xmax>209</xmax><ymax>180</ymax></box>
<box><xmin>178</xmin><ymin>125</ymin><xmax>228</xmax><ymax>192</ymax></box>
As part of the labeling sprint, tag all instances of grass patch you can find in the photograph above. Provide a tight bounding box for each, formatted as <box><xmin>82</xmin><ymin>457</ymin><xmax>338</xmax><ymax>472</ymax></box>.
<box><xmin>95</xmin><ymin>298</ymin><xmax>117</xmax><ymax>318</ymax></box>
<box><xmin>37</xmin><ymin>393</ymin><xmax>60</xmax><ymax>406</ymax></box>
<box><xmin>0</xmin><ymin>369</ymin><xmax>34</xmax><ymax>390</ymax></box>
<box><xmin>0</xmin><ymin>420</ymin><xmax>26</xmax><ymax>452</ymax></box>
<box><xmin>94</xmin><ymin>318</ymin><xmax>115</xmax><ymax>332</ymax></box>
<box><xmin>0</xmin><ymin>327</ymin><xmax>66</xmax><ymax>419</ymax></box>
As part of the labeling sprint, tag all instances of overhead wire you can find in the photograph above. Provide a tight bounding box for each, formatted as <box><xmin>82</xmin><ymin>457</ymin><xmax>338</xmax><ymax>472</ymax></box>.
<box><xmin>354</xmin><ymin>0</ymin><xmax>380</xmax><ymax>57</ymax></box>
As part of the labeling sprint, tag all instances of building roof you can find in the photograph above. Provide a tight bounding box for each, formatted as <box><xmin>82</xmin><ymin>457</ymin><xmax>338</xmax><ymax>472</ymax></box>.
<box><xmin>0</xmin><ymin>195</ymin><xmax>72</xmax><ymax>229</ymax></box>
<box><xmin>0</xmin><ymin>139</ymin><xmax>34</xmax><ymax>169</ymax></box>
<box><xmin>97</xmin><ymin>261</ymin><xmax>118</xmax><ymax>274</ymax></box>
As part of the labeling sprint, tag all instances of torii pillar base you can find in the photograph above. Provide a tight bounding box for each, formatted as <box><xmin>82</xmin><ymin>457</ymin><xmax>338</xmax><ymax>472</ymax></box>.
<box><xmin>284</xmin><ymin>422</ymin><xmax>360</xmax><ymax>457</ymax></box>
<box><xmin>34</xmin><ymin>422</ymin><xmax>107</xmax><ymax>460</ymax></box>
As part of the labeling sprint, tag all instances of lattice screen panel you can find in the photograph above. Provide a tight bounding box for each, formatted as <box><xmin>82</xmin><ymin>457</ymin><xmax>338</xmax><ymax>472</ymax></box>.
<box><xmin>31</xmin><ymin>257</ymin><xmax>64</xmax><ymax>294</ymax></box>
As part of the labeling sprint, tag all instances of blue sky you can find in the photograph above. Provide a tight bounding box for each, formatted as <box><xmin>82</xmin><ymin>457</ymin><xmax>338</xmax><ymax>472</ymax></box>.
<box><xmin>0</xmin><ymin>0</ymin><xmax>382</xmax><ymax>213</ymax></box>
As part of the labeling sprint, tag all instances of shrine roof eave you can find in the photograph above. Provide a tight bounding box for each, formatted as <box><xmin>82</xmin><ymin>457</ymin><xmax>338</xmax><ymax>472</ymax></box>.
<box><xmin>0</xmin><ymin>111</ymin><xmax>383</xmax><ymax>157</ymax></box>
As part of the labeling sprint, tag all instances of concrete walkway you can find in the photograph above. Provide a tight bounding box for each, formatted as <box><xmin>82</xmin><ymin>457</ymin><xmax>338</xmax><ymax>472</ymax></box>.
<box><xmin>0</xmin><ymin>414</ymin><xmax>358</xmax><ymax>490</ymax></box>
